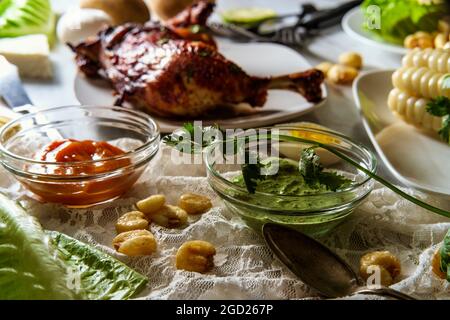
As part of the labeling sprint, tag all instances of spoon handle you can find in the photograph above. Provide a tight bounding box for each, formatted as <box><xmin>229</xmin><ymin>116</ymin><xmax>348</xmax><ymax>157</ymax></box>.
<box><xmin>354</xmin><ymin>287</ymin><xmax>417</xmax><ymax>300</ymax></box>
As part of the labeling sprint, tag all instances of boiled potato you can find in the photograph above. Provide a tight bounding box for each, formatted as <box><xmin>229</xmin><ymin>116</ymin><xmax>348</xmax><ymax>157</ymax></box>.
<box><xmin>328</xmin><ymin>65</ymin><xmax>358</xmax><ymax>84</ymax></box>
<box><xmin>80</xmin><ymin>0</ymin><xmax>150</xmax><ymax>25</ymax></box>
<box><xmin>315</xmin><ymin>62</ymin><xmax>334</xmax><ymax>77</ymax></box>
<box><xmin>338</xmin><ymin>52</ymin><xmax>363</xmax><ymax>69</ymax></box>
<box><xmin>438</xmin><ymin>19</ymin><xmax>450</xmax><ymax>33</ymax></box>
<box><xmin>146</xmin><ymin>0</ymin><xmax>213</xmax><ymax>21</ymax></box>
<box><xmin>404</xmin><ymin>31</ymin><xmax>434</xmax><ymax>49</ymax></box>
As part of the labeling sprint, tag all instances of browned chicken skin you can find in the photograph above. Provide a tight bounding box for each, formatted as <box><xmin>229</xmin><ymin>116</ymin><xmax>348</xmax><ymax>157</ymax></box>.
<box><xmin>72</xmin><ymin>1</ymin><xmax>324</xmax><ymax>118</ymax></box>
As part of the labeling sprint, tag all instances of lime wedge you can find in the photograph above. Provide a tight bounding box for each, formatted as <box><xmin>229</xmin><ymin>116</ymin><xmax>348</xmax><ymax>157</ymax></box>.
<box><xmin>221</xmin><ymin>7</ymin><xmax>277</xmax><ymax>26</ymax></box>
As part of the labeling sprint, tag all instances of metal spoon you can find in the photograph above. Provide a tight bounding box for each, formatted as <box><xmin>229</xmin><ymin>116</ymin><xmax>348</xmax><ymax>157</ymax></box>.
<box><xmin>262</xmin><ymin>223</ymin><xmax>417</xmax><ymax>300</ymax></box>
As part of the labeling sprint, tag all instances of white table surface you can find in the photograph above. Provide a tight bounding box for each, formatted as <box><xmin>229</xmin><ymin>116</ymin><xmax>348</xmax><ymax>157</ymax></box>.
<box><xmin>5</xmin><ymin>0</ymin><xmax>403</xmax><ymax>181</ymax></box>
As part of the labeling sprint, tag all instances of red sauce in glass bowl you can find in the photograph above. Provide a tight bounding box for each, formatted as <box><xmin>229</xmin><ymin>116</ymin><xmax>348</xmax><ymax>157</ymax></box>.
<box><xmin>38</xmin><ymin>139</ymin><xmax>129</xmax><ymax>175</ymax></box>
<box><xmin>40</xmin><ymin>140</ymin><xmax>125</xmax><ymax>162</ymax></box>
<box><xmin>20</xmin><ymin>139</ymin><xmax>141</xmax><ymax>207</ymax></box>
<box><xmin>0</xmin><ymin>106</ymin><xmax>160</xmax><ymax>208</ymax></box>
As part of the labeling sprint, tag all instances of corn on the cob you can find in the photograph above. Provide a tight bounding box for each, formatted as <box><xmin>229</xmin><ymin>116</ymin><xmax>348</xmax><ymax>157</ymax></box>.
<box><xmin>388</xmin><ymin>88</ymin><xmax>443</xmax><ymax>131</ymax></box>
<box><xmin>402</xmin><ymin>48</ymin><xmax>450</xmax><ymax>73</ymax></box>
<box><xmin>391</xmin><ymin>47</ymin><xmax>450</xmax><ymax>142</ymax></box>
<box><xmin>402</xmin><ymin>49</ymin><xmax>450</xmax><ymax>73</ymax></box>
<box><xmin>392</xmin><ymin>66</ymin><xmax>448</xmax><ymax>99</ymax></box>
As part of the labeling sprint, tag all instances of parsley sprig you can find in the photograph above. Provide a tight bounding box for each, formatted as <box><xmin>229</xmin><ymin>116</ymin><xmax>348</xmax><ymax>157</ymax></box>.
<box><xmin>299</xmin><ymin>148</ymin><xmax>351</xmax><ymax>192</ymax></box>
<box><xmin>427</xmin><ymin>96</ymin><xmax>450</xmax><ymax>144</ymax></box>
<box><xmin>299</xmin><ymin>148</ymin><xmax>323</xmax><ymax>185</ymax></box>
<box><xmin>163</xmin><ymin>123</ymin><xmax>223</xmax><ymax>153</ymax></box>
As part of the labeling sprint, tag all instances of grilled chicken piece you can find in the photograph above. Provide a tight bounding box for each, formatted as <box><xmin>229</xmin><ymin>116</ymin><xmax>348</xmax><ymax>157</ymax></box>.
<box><xmin>72</xmin><ymin>1</ymin><xmax>324</xmax><ymax>118</ymax></box>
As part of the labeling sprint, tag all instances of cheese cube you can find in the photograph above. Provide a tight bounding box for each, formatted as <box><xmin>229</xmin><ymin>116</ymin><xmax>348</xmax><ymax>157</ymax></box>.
<box><xmin>0</xmin><ymin>34</ymin><xmax>52</xmax><ymax>79</ymax></box>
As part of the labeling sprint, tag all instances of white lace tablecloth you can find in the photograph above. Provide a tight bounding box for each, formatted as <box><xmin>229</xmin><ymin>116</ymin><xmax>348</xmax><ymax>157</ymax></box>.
<box><xmin>1</xmin><ymin>145</ymin><xmax>449</xmax><ymax>300</ymax></box>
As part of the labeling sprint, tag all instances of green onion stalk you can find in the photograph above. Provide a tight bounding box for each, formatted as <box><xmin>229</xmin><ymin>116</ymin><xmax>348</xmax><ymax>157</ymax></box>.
<box><xmin>164</xmin><ymin>129</ymin><xmax>450</xmax><ymax>218</ymax></box>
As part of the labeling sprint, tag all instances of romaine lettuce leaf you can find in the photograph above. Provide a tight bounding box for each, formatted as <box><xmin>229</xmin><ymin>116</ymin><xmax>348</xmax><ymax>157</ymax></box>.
<box><xmin>48</xmin><ymin>231</ymin><xmax>148</xmax><ymax>300</ymax></box>
<box><xmin>0</xmin><ymin>194</ymin><xmax>76</xmax><ymax>300</ymax></box>
<box><xmin>0</xmin><ymin>193</ymin><xmax>147</xmax><ymax>300</ymax></box>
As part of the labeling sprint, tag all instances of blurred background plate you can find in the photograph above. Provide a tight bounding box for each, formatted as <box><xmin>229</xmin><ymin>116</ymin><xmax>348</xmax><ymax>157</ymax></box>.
<box><xmin>342</xmin><ymin>7</ymin><xmax>407</xmax><ymax>56</ymax></box>
<box><xmin>353</xmin><ymin>69</ymin><xmax>450</xmax><ymax>196</ymax></box>
<box><xmin>74</xmin><ymin>40</ymin><xmax>327</xmax><ymax>133</ymax></box>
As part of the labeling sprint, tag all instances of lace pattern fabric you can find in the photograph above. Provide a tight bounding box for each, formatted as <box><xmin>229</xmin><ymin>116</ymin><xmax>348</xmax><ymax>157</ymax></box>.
<box><xmin>1</xmin><ymin>145</ymin><xmax>449</xmax><ymax>300</ymax></box>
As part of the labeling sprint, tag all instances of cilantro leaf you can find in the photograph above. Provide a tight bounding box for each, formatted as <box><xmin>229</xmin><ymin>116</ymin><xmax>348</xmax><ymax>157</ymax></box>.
<box><xmin>241</xmin><ymin>151</ymin><xmax>265</xmax><ymax>194</ymax></box>
<box><xmin>439</xmin><ymin>115</ymin><xmax>450</xmax><ymax>144</ymax></box>
<box><xmin>182</xmin><ymin>122</ymin><xmax>195</xmax><ymax>136</ymax></box>
<box><xmin>162</xmin><ymin>123</ymin><xmax>195</xmax><ymax>150</ymax></box>
<box><xmin>427</xmin><ymin>96</ymin><xmax>450</xmax><ymax>117</ymax></box>
<box><xmin>163</xmin><ymin>123</ymin><xmax>224</xmax><ymax>153</ymax></box>
<box><xmin>299</xmin><ymin>148</ymin><xmax>351</xmax><ymax>191</ymax></box>
<box><xmin>426</xmin><ymin>97</ymin><xmax>450</xmax><ymax>144</ymax></box>
<box><xmin>318</xmin><ymin>172</ymin><xmax>352</xmax><ymax>192</ymax></box>
<box><xmin>299</xmin><ymin>147</ymin><xmax>323</xmax><ymax>185</ymax></box>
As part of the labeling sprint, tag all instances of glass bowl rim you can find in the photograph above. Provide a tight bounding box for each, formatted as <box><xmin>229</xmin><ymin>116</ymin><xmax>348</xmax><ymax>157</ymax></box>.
<box><xmin>0</xmin><ymin>105</ymin><xmax>160</xmax><ymax>166</ymax></box>
<box><xmin>204</xmin><ymin>125</ymin><xmax>377</xmax><ymax>201</ymax></box>
<box><xmin>217</xmin><ymin>186</ymin><xmax>373</xmax><ymax>216</ymax></box>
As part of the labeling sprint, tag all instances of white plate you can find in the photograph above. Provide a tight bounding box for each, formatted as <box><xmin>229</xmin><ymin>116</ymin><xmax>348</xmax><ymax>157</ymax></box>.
<box><xmin>342</xmin><ymin>7</ymin><xmax>407</xmax><ymax>55</ymax></box>
<box><xmin>353</xmin><ymin>69</ymin><xmax>450</xmax><ymax>196</ymax></box>
<box><xmin>74</xmin><ymin>41</ymin><xmax>327</xmax><ymax>133</ymax></box>
<box><xmin>0</xmin><ymin>105</ymin><xmax>20</xmax><ymax>119</ymax></box>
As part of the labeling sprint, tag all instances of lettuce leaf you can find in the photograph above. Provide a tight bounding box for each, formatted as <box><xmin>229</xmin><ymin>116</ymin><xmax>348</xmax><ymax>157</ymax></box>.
<box><xmin>362</xmin><ymin>0</ymin><xmax>448</xmax><ymax>44</ymax></box>
<box><xmin>0</xmin><ymin>194</ymin><xmax>76</xmax><ymax>300</ymax></box>
<box><xmin>0</xmin><ymin>194</ymin><xmax>147</xmax><ymax>300</ymax></box>
<box><xmin>0</xmin><ymin>0</ymin><xmax>56</xmax><ymax>42</ymax></box>
<box><xmin>48</xmin><ymin>231</ymin><xmax>148</xmax><ymax>300</ymax></box>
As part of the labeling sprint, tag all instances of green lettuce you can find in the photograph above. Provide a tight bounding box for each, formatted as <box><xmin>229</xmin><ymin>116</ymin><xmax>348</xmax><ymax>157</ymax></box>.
<box><xmin>0</xmin><ymin>194</ymin><xmax>76</xmax><ymax>300</ymax></box>
<box><xmin>0</xmin><ymin>0</ymin><xmax>55</xmax><ymax>42</ymax></box>
<box><xmin>48</xmin><ymin>231</ymin><xmax>148</xmax><ymax>300</ymax></box>
<box><xmin>0</xmin><ymin>194</ymin><xmax>148</xmax><ymax>300</ymax></box>
<box><xmin>362</xmin><ymin>0</ymin><xmax>448</xmax><ymax>44</ymax></box>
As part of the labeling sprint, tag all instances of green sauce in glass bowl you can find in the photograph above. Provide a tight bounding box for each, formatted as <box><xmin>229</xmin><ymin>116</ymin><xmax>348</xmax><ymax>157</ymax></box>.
<box><xmin>231</xmin><ymin>158</ymin><xmax>354</xmax><ymax>211</ymax></box>
<box><xmin>204</xmin><ymin>126</ymin><xmax>376</xmax><ymax>236</ymax></box>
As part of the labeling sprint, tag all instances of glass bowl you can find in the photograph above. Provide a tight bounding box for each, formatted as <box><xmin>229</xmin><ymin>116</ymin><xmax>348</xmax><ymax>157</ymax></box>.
<box><xmin>0</xmin><ymin>106</ymin><xmax>160</xmax><ymax>207</ymax></box>
<box><xmin>204</xmin><ymin>125</ymin><xmax>377</xmax><ymax>236</ymax></box>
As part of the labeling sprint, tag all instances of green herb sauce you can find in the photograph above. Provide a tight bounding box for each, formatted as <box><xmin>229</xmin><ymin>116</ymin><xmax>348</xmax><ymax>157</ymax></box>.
<box><xmin>231</xmin><ymin>158</ymin><xmax>353</xmax><ymax>211</ymax></box>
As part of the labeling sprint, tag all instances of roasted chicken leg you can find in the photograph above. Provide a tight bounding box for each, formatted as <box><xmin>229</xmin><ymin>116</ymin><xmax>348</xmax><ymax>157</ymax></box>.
<box><xmin>72</xmin><ymin>0</ymin><xmax>324</xmax><ymax>118</ymax></box>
